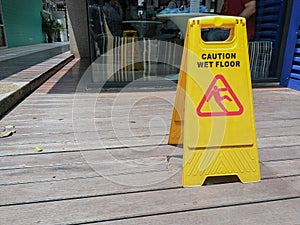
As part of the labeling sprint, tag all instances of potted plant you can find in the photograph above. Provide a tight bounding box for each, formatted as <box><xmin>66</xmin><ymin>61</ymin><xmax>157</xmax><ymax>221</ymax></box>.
<box><xmin>54</xmin><ymin>21</ymin><xmax>64</xmax><ymax>42</ymax></box>
<box><xmin>42</xmin><ymin>14</ymin><xmax>64</xmax><ymax>43</ymax></box>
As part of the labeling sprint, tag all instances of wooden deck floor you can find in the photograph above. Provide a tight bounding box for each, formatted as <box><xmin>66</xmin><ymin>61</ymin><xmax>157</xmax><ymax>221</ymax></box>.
<box><xmin>0</xmin><ymin>59</ymin><xmax>300</xmax><ymax>224</ymax></box>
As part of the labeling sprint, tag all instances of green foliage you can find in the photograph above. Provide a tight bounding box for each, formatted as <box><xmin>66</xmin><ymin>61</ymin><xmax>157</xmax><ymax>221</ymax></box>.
<box><xmin>41</xmin><ymin>13</ymin><xmax>64</xmax><ymax>42</ymax></box>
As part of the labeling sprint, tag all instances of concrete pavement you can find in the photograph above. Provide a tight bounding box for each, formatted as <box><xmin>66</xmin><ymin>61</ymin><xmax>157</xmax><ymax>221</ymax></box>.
<box><xmin>0</xmin><ymin>42</ymin><xmax>74</xmax><ymax>118</ymax></box>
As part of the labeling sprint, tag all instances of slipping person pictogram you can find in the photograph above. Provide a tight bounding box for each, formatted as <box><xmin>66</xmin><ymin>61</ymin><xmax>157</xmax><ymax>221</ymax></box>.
<box><xmin>197</xmin><ymin>74</ymin><xmax>243</xmax><ymax>117</ymax></box>
<box><xmin>206</xmin><ymin>85</ymin><xmax>233</xmax><ymax>113</ymax></box>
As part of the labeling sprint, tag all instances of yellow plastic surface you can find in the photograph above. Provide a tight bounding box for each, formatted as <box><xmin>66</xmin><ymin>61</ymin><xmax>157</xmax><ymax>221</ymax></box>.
<box><xmin>170</xmin><ymin>16</ymin><xmax>260</xmax><ymax>186</ymax></box>
<box><xmin>168</xmin><ymin>37</ymin><xmax>188</xmax><ymax>145</ymax></box>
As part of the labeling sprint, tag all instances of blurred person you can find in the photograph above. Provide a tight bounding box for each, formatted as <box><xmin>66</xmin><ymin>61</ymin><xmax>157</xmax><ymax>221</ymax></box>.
<box><xmin>102</xmin><ymin>0</ymin><xmax>123</xmax><ymax>36</ymax></box>
<box><xmin>155</xmin><ymin>0</ymin><xmax>181</xmax><ymax>40</ymax></box>
<box><xmin>167</xmin><ymin>0</ymin><xmax>178</xmax><ymax>8</ymax></box>
<box><xmin>88</xmin><ymin>2</ymin><xmax>107</xmax><ymax>57</ymax></box>
<box><xmin>204</xmin><ymin>0</ymin><xmax>256</xmax><ymax>41</ymax></box>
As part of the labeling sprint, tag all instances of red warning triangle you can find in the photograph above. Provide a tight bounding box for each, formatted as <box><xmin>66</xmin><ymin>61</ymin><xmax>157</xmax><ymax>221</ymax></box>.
<box><xmin>196</xmin><ymin>74</ymin><xmax>243</xmax><ymax>117</ymax></box>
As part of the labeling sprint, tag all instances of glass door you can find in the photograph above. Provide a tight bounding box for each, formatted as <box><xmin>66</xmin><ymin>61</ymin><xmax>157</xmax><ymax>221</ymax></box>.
<box><xmin>87</xmin><ymin>0</ymin><xmax>183</xmax><ymax>86</ymax></box>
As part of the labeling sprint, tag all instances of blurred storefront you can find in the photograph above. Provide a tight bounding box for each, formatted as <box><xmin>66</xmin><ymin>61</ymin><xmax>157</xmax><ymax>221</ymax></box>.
<box><xmin>0</xmin><ymin>0</ymin><xmax>44</xmax><ymax>48</ymax></box>
<box><xmin>0</xmin><ymin>0</ymin><xmax>68</xmax><ymax>48</ymax></box>
<box><xmin>66</xmin><ymin>0</ymin><xmax>295</xmax><ymax>87</ymax></box>
<box><xmin>85</xmin><ymin>0</ymin><xmax>217</xmax><ymax>86</ymax></box>
<box><xmin>0</xmin><ymin>0</ymin><xmax>6</xmax><ymax>47</ymax></box>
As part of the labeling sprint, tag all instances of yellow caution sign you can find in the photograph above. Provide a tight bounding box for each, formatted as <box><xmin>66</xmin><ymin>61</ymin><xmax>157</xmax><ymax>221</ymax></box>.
<box><xmin>168</xmin><ymin>37</ymin><xmax>188</xmax><ymax>145</ymax></box>
<box><xmin>169</xmin><ymin>16</ymin><xmax>260</xmax><ymax>186</ymax></box>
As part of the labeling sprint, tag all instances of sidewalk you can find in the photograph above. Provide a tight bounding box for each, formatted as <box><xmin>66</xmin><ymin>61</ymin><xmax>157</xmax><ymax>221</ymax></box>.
<box><xmin>0</xmin><ymin>42</ymin><xmax>74</xmax><ymax>118</ymax></box>
<box><xmin>0</xmin><ymin>42</ymin><xmax>69</xmax><ymax>62</ymax></box>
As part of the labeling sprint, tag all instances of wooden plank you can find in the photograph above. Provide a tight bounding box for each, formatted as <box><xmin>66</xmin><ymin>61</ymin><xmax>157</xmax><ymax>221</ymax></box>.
<box><xmin>99</xmin><ymin>198</ymin><xmax>300</xmax><ymax>225</ymax></box>
<box><xmin>0</xmin><ymin>163</ymin><xmax>97</xmax><ymax>185</ymax></box>
<box><xmin>260</xmin><ymin>159</ymin><xmax>300</xmax><ymax>179</ymax></box>
<box><xmin>0</xmin><ymin>126</ymin><xmax>169</xmax><ymax>145</ymax></box>
<box><xmin>257</xmin><ymin>124</ymin><xmax>300</xmax><ymax>137</ymax></box>
<box><xmin>0</xmin><ymin>172</ymin><xmax>182</xmax><ymax>206</ymax></box>
<box><xmin>259</xmin><ymin>145</ymin><xmax>300</xmax><ymax>161</ymax></box>
<box><xmin>1</xmin><ymin>143</ymin><xmax>300</xmax><ymax>169</ymax></box>
<box><xmin>0</xmin><ymin>136</ymin><xmax>169</xmax><ymax>157</ymax></box>
<box><xmin>2</xmin><ymin>131</ymin><xmax>300</xmax><ymax>156</ymax></box>
<box><xmin>0</xmin><ymin>178</ymin><xmax>298</xmax><ymax>224</ymax></box>
<box><xmin>258</xmin><ymin>135</ymin><xmax>300</xmax><ymax>149</ymax></box>
<box><xmin>0</xmin><ymin>145</ymin><xmax>182</xmax><ymax>187</ymax></box>
<box><xmin>1</xmin><ymin>109</ymin><xmax>299</xmax><ymax>155</ymax></box>
<box><xmin>0</xmin><ymin>148</ymin><xmax>299</xmax><ymax>206</ymax></box>
<box><xmin>2</xmin><ymin>119</ymin><xmax>299</xmax><ymax>142</ymax></box>
<box><xmin>0</xmin><ymin>145</ymin><xmax>181</xmax><ymax>168</ymax></box>
<box><xmin>1</xmin><ymin>146</ymin><xmax>299</xmax><ymax>176</ymax></box>
<box><xmin>283</xmin><ymin>176</ymin><xmax>300</xmax><ymax>192</ymax></box>
<box><xmin>256</xmin><ymin>116</ymin><xmax>300</xmax><ymax>125</ymax></box>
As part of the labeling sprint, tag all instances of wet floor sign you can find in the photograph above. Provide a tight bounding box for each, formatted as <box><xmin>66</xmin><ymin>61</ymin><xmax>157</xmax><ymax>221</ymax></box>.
<box><xmin>168</xmin><ymin>16</ymin><xmax>260</xmax><ymax>186</ymax></box>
